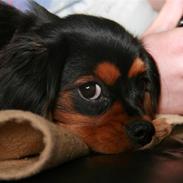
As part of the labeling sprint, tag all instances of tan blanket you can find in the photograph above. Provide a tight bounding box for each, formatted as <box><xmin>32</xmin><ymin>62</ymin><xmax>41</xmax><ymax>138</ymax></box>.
<box><xmin>0</xmin><ymin>110</ymin><xmax>182</xmax><ymax>181</ymax></box>
<box><xmin>0</xmin><ymin>110</ymin><xmax>89</xmax><ymax>180</ymax></box>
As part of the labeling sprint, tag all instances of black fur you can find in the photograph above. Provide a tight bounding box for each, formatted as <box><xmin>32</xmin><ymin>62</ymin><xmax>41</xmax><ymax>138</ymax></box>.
<box><xmin>0</xmin><ymin>1</ymin><xmax>160</xmax><ymax>119</ymax></box>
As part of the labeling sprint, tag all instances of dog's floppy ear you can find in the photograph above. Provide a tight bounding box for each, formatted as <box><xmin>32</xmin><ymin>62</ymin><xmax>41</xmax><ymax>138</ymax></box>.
<box><xmin>0</xmin><ymin>1</ymin><xmax>25</xmax><ymax>49</ymax></box>
<box><xmin>27</xmin><ymin>0</ymin><xmax>60</xmax><ymax>23</ymax></box>
<box><xmin>140</xmin><ymin>48</ymin><xmax>160</xmax><ymax>117</ymax></box>
<box><xmin>0</xmin><ymin>1</ymin><xmax>67</xmax><ymax>117</ymax></box>
<box><xmin>0</xmin><ymin>1</ymin><xmax>60</xmax><ymax>49</ymax></box>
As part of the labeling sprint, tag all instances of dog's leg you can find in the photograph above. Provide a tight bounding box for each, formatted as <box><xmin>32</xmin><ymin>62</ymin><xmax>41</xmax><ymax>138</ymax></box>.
<box><xmin>141</xmin><ymin>114</ymin><xmax>183</xmax><ymax>149</ymax></box>
<box><xmin>156</xmin><ymin>114</ymin><xmax>183</xmax><ymax>143</ymax></box>
<box><xmin>156</xmin><ymin>114</ymin><xmax>183</xmax><ymax>126</ymax></box>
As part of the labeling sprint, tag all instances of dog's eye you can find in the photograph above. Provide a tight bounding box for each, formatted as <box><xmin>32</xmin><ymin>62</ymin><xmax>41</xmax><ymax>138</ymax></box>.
<box><xmin>78</xmin><ymin>82</ymin><xmax>102</xmax><ymax>100</ymax></box>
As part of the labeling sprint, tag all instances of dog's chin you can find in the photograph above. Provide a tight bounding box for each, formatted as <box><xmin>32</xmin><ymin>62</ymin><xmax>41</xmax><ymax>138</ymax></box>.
<box><xmin>90</xmin><ymin>143</ymin><xmax>135</xmax><ymax>154</ymax></box>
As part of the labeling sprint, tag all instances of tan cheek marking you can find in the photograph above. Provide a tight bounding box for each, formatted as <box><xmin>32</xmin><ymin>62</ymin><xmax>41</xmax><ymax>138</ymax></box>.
<box><xmin>54</xmin><ymin>101</ymin><xmax>129</xmax><ymax>126</ymax></box>
<box><xmin>53</xmin><ymin>100</ymin><xmax>132</xmax><ymax>153</ymax></box>
<box><xmin>95</xmin><ymin>62</ymin><xmax>121</xmax><ymax>85</ymax></box>
<box><xmin>99</xmin><ymin>102</ymin><xmax>129</xmax><ymax>125</ymax></box>
<box><xmin>128</xmin><ymin>58</ymin><xmax>146</xmax><ymax>77</ymax></box>
<box><xmin>55</xmin><ymin>91</ymin><xmax>74</xmax><ymax>112</ymax></box>
<box><xmin>54</xmin><ymin>90</ymin><xmax>95</xmax><ymax>125</ymax></box>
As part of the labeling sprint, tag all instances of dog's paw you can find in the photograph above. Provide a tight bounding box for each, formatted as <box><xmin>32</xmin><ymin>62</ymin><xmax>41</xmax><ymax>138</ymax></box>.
<box><xmin>153</xmin><ymin>118</ymin><xmax>172</xmax><ymax>141</ymax></box>
<box><xmin>141</xmin><ymin>118</ymin><xmax>172</xmax><ymax>150</ymax></box>
<box><xmin>156</xmin><ymin>114</ymin><xmax>183</xmax><ymax>126</ymax></box>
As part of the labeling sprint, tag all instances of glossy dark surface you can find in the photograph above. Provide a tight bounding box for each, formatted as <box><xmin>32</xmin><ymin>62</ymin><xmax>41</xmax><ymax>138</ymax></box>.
<box><xmin>12</xmin><ymin>138</ymin><xmax>183</xmax><ymax>183</ymax></box>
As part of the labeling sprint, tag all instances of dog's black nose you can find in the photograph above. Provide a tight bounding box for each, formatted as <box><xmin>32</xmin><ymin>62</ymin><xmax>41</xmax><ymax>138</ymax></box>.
<box><xmin>126</xmin><ymin>120</ymin><xmax>155</xmax><ymax>146</ymax></box>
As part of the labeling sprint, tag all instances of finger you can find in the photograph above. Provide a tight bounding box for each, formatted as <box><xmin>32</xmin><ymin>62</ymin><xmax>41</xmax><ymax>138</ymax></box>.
<box><xmin>149</xmin><ymin>0</ymin><xmax>165</xmax><ymax>11</ymax></box>
<box><xmin>143</xmin><ymin>0</ymin><xmax>183</xmax><ymax>36</ymax></box>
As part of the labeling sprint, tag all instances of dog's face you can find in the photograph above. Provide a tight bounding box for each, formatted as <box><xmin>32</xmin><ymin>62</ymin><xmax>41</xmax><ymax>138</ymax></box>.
<box><xmin>0</xmin><ymin>2</ymin><xmax>160</xmax><ymax>153</ymax></box>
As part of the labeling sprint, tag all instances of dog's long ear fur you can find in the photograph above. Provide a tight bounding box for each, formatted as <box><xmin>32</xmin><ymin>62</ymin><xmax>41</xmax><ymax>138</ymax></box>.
<box><xmin>0</xmin><ymin>1</ymin><xmax>67</xmax><ymax>117</ymax></box>
<box><xmin>140</xmin><ymin>47</ymin><xmax>160</xmax><ymax>117</ymax></box>
<box><xmin>27</xmin><ymin>0</ymin><xmax>61</xmax><ymax>23</ymax></box>
<box><xmin>0</xmin><ymin>1</ymin><xmax>25</xmax><ymax>49</ymax></box>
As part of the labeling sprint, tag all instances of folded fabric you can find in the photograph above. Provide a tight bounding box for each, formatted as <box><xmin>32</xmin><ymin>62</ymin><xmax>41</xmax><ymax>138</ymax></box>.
<box><xmin>0</xmin><ymin>110</ymin><xmax>89</xmax><ymax>181</ymax></box>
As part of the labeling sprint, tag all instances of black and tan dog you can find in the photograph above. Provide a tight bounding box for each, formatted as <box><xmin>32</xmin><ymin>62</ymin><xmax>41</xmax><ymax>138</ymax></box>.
<box><xmin>0</xmin><ymin>1</ymin><xmax>161</xmax><ymax>154</ymax></box>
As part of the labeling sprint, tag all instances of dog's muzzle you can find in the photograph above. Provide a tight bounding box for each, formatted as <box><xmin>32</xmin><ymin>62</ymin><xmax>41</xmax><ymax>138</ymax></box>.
<box><xmin>126</xmin><ymin>120</ymin><xmax>155</xmax><ymax>146</ymax></box>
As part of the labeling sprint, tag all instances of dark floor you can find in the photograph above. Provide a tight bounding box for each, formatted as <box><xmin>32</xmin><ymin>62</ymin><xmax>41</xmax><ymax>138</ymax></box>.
<box><xmin>12</xmin><ymin>137</ymin><xmax>183</xmax><ymax>183</ymax></box>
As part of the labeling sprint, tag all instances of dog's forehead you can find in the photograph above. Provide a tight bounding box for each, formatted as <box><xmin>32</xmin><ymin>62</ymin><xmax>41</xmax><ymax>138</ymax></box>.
<box><xmin>59</xmin><ymin>16</ymin><xmax>145</xmax><ymax>86</ymax></box>
<box><xmin>94</xmin><ymin>58</ymin><xmax>146</xmax><ymax>85</ymax></box>
<box><xmin>95</xmin><ymin>62</ymin><xmax>121</xmax><ymax>85</ymax></box>
<box><xmin>61</xmin><ymin>53</ymin><xmax>146</xmax><ymax>88</ymax></box>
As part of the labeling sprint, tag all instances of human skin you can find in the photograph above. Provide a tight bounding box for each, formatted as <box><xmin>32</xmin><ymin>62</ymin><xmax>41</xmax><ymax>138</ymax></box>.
<box><xmin>148</xmin><ymin>0</ymin><xmax>165</xmax><ymax>11</ymax></box>
<box><xmin>142</xmin><ymin>0</ymin><xmax>183</xmax><ymax>114</ymax></box>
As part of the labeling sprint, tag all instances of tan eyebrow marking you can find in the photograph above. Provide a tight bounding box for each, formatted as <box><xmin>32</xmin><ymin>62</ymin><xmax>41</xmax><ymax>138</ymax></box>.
<box><xmin>128</xmin><ymin>58</ymin><xmax>146</xmax><ymax>78</ymax></box>
<box><xmin>95</xmin><ymin>62</ymin><xmax>121</xmax><ymax>85</ymax></box>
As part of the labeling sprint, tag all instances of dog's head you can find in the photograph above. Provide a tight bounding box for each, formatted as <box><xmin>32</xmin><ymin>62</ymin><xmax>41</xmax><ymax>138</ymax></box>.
<box><xmin>0</xmin><ymin>1</ymin><xmax>160</xmax><ymax>153</ymax></box>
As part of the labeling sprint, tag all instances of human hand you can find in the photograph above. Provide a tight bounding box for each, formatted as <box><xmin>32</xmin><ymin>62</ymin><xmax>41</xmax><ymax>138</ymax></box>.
<box><xmin>146</xmin><ymin>0</ymin><xmax>183</xmax><ymax>35</ymax></box>
<box><xmin>142</xmin><ymin>0</ymin><xmax>183</xmax><ymax>114</ymax></box>
<box><xmin>148</xmin><ymin>0</ymin><xmax>165</xmax><ymax>11</ymax></box>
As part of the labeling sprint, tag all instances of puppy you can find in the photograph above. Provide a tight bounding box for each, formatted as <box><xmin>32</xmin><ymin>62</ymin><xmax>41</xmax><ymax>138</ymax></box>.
<box><xmin>0</xmin><ymin>1</ymin><xmax>161</xmax><ymax>154</ymax></box>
